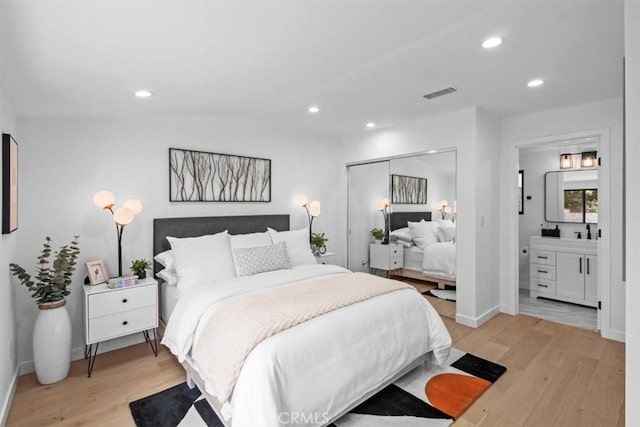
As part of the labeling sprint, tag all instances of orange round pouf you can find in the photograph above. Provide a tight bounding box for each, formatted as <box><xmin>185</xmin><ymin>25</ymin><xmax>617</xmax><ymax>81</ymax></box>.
<box><xmin>425</xmin><ymin>373</ymin><xmax>491</xmax><ymax>419</ymax></box>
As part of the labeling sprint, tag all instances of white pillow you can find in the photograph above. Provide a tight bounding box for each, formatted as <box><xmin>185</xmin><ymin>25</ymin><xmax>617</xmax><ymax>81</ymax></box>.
<box><xmin>435</xmin><ymin>218</ymin><xmax>456</xmax><ymax>228</ymax></box>
<box><xmin>157</xmin><ymin>268</ymin><xmax>178</xmax><ymax>287</ymax></box>
<box><xmin>228</xmin><ymin>231</ymin><xmax>271</xmax><ymax>249</ymax></box>
<box><xmin>154</xmin><ymin>250</ymin><xmax>175</xmax><ymax>270</ymax></box>
<box><xmin>390</xmin><ymin>227</ymin><xmax>413</xmax><ymax>243</ymax></box>
<box><xmin>167</xmin><ymin>231</ymin><xmax>236</xmax><ymax>292</ymax></box>
<box><xmin>232</xmin><ymin>242</ymin><xmax>291</xmax><ymax>277</ymax></box>
<box><xmin>408</xmin><ymin>220</ymin><xmax>440</xmax><ymax>249</ymax></box>
<box><xmin>267</xmin><ymin>227</ymin><xmax>317</xmax><ymax>266</ymax></box>
<box><xmin>438</xmin><ymin>226</ymin><xmax>456</xmax><ymax>243</ymax></box>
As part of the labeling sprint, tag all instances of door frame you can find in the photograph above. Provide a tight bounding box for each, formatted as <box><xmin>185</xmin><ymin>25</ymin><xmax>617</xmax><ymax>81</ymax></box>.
<box><xmin>505</xmin><ymin>128</ymin><xmax>611</xmax><ymax>337</ymax></box>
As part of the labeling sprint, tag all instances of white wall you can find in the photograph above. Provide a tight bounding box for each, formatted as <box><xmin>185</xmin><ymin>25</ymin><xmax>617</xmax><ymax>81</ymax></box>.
<box><xmin>341</xmin><ymin>107</ymin><xmax>502</xmax><ymax>327</ymax></box>
<box><xmin>625</xmin><ymin>0</ymin><xmax>640</xmax><ymax>422</ymax></box>
<box><xmin>13</xmin><ymin>117</ymin><xmax>343</xmax><ymax>371</ymax></box>
<box><xmin>500</xmin><ymin>97</ymin><xmax>624</xmax><ymax>338</ymax></box>
<box><xmin>0</xmin><ymin>88</ymin><xmax>18</xmax><ymax>425</ymax></box>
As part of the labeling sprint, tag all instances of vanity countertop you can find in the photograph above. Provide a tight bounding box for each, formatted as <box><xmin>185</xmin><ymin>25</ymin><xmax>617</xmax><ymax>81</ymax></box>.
<box><xmin>530</xmin><ymin>235</ymin><xmax>597</xmax><ymax>253</ymax></box>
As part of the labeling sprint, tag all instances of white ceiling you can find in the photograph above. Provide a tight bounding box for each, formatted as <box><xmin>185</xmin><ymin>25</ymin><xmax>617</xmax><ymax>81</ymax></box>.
<box><xmin>0</xmin><ymin>0</ymin><xmax>624</xmax><ymax>136</ymax></box>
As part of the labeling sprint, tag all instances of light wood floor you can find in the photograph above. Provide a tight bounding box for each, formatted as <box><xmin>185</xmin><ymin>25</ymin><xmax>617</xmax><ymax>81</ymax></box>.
<box><xmin>7</xmin><ymin>300</ymin><xmax>624</xmax><ymax>426</ymax></box>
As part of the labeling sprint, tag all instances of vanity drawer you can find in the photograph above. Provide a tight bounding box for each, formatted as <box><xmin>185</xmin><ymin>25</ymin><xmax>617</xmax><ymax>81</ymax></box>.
<box><xmin>531</xmin><ymin>278</ymin><xmax>557</xmax><ymax>295</ymax></box>
<box><xmin>531</xmin><ymin>264</ymin><xmax>556</xmax><ymax>280</ymax></box>
<box><xmin>530</xmin><ymin>250</ymin><xmax>556</xmax><ymax>266</ymax></box>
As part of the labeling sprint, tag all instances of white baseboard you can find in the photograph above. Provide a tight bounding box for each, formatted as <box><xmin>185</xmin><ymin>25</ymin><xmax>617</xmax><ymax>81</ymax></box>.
<box><xmin>1</xmin><ymin>365</ymin><xmax>19</xmax><ymax>426</ymax></box>
<box><xmin>603</xmin><ymin>328</ymin><xmax>626</xmax><ymax>343</ymax></box>
<box><xmin>456</xmin><ymin>305</ymin><xmax>501</xmax><ymax>328</ymax></box>
<box><xmin>499</xmin><ymin>303</ymin><xmax>517</xmax><ymax>316</ymax></box>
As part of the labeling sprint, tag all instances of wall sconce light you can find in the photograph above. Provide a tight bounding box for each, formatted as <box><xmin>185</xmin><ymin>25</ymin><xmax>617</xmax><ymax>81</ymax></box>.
<box><xmin>559</xmin><ymin>154</ymin><xmax>574</xmax><ymax>169</ymax></box>
<box><xmin>296</xmin><ymin>195</ymin><xmax>321</xmax><ymax>243</ymax></box>
<box><xmin>93</xmin><ymin>190</ymin><xmax>143</xmax><ymax>277</ymax></box>
<box><xmin>580</xmin><ymin>151</ymin><xmax>598</xmax><ymax>168</ymax></box>
<box><xmin>376</xmin><ymin>198</ymin><xmax>391</xmax><ymax>244</ymax></box>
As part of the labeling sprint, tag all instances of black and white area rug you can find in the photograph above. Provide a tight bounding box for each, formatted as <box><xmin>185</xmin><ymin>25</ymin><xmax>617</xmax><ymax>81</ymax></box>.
<box><xmin>129</xmin><ymin>349</ymin><xmax>505</xmax><ymax>427</ymax></box>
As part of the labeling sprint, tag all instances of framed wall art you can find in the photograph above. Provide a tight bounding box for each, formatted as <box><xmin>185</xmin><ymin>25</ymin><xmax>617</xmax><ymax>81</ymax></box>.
<box><xmin>2</xmin><ymin>133</ymin><xmax>18</xmax><ymax>234</ymax></box>
<box><xmin>169</xmin><ymin>148</ymin><xmax>271</xmax><ymax>202</ymax></box>
<box><xmin>391</xmin><ymin>174</ymin><xmax>427</xmax><ymax>204</ymax></box>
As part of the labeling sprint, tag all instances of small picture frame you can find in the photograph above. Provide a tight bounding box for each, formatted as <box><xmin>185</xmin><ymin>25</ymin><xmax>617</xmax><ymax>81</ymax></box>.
<box><xmin>86</xmin><ymin>260</ymin><xmax>108</xmax><ymax>285</ymax></box>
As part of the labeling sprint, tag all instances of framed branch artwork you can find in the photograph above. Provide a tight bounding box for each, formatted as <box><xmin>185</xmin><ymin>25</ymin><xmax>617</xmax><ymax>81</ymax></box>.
<box><xmin>2</xmin><ymin>133</ymin><xmax>18</xmax><ymax>234</ymax></box>
<box><xmin>169</xmin><ymin>148</ymin><xmax>271</xmax><ymax>202</ymax></box>
<box><xmin>391</xmin><ymin>174</ymin><xmax>427</xmax><ymax>204</ymax></box>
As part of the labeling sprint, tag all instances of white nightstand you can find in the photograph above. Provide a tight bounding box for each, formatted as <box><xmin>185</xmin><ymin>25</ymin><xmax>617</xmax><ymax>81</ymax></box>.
<box><xmin>83</xmin><ymin>277</ymin><xmax>159</xmax><ymax>377</ymax></box>
<box><xmin>370</xmin><ymin>243</ymin><xmax>404</xmax><ymax>276</ymax></box>
<box><xmin>315</xmin><ymin>251</ymin><xmax>337</xmax><ymax>265</ymax></box>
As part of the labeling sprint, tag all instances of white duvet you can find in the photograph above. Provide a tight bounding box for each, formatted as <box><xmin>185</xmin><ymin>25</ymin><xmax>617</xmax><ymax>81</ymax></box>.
<box><xmin>422</xmin><ymin>241</ymin><xmax>457</xmax><ymax>280</ymax></box>
<box><xmin>162</xmin><ymin>264</ymin><xmax>452</xmax><ymax>427</ymax></box>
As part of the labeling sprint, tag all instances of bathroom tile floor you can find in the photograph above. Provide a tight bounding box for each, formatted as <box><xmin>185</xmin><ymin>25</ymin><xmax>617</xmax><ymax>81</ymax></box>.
<box><xmin>518</xmin><ymin>288</ymin><xmax>597</xmax><ymax>331</ymax></box>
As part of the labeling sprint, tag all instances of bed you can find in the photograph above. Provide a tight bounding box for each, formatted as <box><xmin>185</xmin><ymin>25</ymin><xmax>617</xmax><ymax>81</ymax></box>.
<box><xmin>153</xmin><ymin>214</ymin><xmax>451</xmax><ymax>427</ymax></box>
<box><xmin>390</xmin><ymin>212</ymin><xmax>457</xmax><ymax>289</ymax></box>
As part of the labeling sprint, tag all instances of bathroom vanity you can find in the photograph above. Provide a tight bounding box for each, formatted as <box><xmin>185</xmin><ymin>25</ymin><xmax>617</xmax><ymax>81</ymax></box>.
<box><xmin>529</xmin><ymin>236</ymin><xmax>597</xmax><ymax>307</ymax></box>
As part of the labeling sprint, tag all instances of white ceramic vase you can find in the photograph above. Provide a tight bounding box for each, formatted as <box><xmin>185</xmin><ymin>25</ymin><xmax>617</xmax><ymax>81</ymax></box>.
<box><xmin>33</xmin><ymin>300</ymin><xmax>72</xmax><ymax>384</ymax></box>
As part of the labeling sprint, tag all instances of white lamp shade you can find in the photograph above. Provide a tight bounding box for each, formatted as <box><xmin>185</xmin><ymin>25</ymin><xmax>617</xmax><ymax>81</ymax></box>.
<box><xmin>376</xmin><ymin>200</ymin><xmax>385</xmax><ymax>210</ymax></box>
<box><xmin>123</xmin><ymin>199</ymin><xmax>143</xmax><ymax>215</ymax></box>
<box><xmin>309</xmin><ymin>200</ymin><xmax>321</xmax><ymax>217</ymax></box>
<box><xmin>381</xmin><ymin>197</ymin><xmax>390</xmax><ymax>206</ymax></box>
<box><xmin>296</xmin><ymin>195</ymin><xmax>309</xmax><ymax>207</ymax></box>
<box><xmin>93</xmin><ymin>191</ymin><xmax>115</xmax><ymax>209</ymax></box>
<box><xmin>441</xmin><ymin>200</ymin><xmax>449</xmax><ymax>207</ymax></box>
<box><xmin>436</xmin><ymin>202</ymin><xmax>443</xmax><ymax>210</ymax></box>
<box><xmin>113</xmin><ymin>206</ymin><xmax>135</xmax><ymax>226</ymax></box>
<box><xmin>444</xmin><ymin>206</ymin><xmax>452</xmax><ymax>214</ymax></box>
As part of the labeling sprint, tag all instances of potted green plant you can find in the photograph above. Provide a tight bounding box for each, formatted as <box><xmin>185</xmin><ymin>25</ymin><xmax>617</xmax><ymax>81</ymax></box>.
<box><xmin>310</xmin><ymin>232</ymin><xmax>329</xmax><ymax>255</ymax></box>
<box><xmin>9</xmin><ymin>236</ymin><xmax>80</xmax><ymax>384</ymax></box>
<box><xmin>371</xmin><ymin>227</ymin><xmax>385</xmax><ymax>243</ymax></box>
<box><xmin>130</xmin><ymin>258</ymin><xmax>151</xmax><ymax>279</ymax></box>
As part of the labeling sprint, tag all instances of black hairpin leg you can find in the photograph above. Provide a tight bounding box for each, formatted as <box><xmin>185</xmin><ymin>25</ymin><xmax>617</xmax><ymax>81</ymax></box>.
<box><xmin>143</xmin><ymin>329</ymin><xmax>158</xmax><ymax>357</ymax></box>
<box><xmin>86</xmin><ymin>343</ymin><xmax>99</xmax><ymax>377</ymax></box>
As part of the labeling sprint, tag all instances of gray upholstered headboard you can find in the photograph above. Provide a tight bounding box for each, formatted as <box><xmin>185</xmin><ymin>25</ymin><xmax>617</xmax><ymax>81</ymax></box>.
<box><xmin>153</xmin><ymin>214</ymin><xmax>290</xmax><ymax>276</ymax></box>
<box><xmin>389</xmin><ymin>212</ymin><xmax>432</xmax><ymax>231</ymax></box>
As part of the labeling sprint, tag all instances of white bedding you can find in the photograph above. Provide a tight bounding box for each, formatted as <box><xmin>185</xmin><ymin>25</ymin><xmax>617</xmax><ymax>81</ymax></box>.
<box><xmin>162</xmin><ymin>264</ymin><xmax>452</xmax><ymax>427</ymax></box>
<box><xmin>422</xmin><ymin>241</ymin><xmax>456</xmax><ymax>280</ymax></box>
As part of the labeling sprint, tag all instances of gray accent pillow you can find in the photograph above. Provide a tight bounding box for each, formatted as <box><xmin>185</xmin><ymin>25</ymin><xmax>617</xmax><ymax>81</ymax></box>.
<box><xmin>232</xmin><ymin>242</ymin><xmax>292</xmax><ymax>277</ymax></box>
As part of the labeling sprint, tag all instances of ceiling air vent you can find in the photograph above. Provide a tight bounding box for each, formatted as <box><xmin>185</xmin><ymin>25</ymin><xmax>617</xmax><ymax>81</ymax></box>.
<box><xmin>423</xmin><ymin>87</ymin><xmax>458</xmax><ymax>100</ymax></box>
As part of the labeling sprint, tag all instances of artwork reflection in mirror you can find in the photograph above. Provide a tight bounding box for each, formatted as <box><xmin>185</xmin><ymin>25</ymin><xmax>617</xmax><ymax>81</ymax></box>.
<box><xmin>545</xmin><ymin>170</ymin><xmax>598</xmax><ymax>223</ymax></box>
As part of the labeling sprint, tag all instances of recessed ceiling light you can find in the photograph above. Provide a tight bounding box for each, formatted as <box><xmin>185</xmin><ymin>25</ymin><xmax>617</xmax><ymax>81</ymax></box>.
<box><xmin>527</xmin><ymin>79</ymin><xmax>544</xmax><ymax>88</ymax></box>
<box><xmin>365</xmin><ymin>122</ymin><xmax>376</xmax><ymax>128</ymax></box>
<box><xmin>482</xmin><ymin>37</ymin><xmax>502</xmax><ymax>49</ymax></box>
<box><xmin>135</xmin><ymin>90</ymin><xmax>152</xmax><ymax>98</ymax></box>
<box><xmin>308</xmin><ymin>106</ymin><xmax>320</xmax><ymax>114</ymax></box>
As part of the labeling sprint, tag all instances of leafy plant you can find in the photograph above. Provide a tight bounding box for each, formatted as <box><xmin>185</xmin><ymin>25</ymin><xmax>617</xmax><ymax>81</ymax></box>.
<box><xmin>10</xmin><ymin>236</ymin><xmax>80</xmax><ymax>305</ymax></box>
<box><xmin>130</xmin><ymin>259</ymin><xmax>151</xmax><ymax>275</ymax></box>
<box><xmin>311</xmin><ymin>232</ymin><xmax>328</xmax><ymax>248</ymax></box>
<box><xmin>371</xmin><ymin>228</ymin><xmax>385</xmax><ymax>240</ymax></box>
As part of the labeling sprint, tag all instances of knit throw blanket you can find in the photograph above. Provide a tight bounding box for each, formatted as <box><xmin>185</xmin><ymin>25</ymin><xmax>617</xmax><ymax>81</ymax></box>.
<box><xmin>191</xmin><ymin>272</ymin><xmax>413</xmax><ymax>404</ymax></box>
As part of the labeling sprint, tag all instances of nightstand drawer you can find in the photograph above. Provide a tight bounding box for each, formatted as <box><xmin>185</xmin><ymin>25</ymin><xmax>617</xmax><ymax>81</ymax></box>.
<box><xmin>530</xmin><ymin>250</ymin><xmax>556</xmax><ymax>266</ymax></box>
<box><xmin>531</xmin><ymin>264</ymin><xmax>556</xmax><ymax>280</ymax></box>
<box><xmin>88</xmin><ymin>285</ymin><xmax>156</xmax><ymax>319</ymax></box>
<box><xmin>88</xmin><ymin>306</ymin><xmax>157</xmax><ymax>343</ymax></box>
<box><xmin>389</xmin><ymin>246</ymin><xmax>402</xmax><ymax>257</ymax></box>
<box><xmin>531</xmin><ymin>278</ymin><xmax>556</xmax><ymax>295</ymax></box>
<box><xmin>390</xmin><ymin>255</ymin><xmax>403</xmax><ymax>269</ymax></box>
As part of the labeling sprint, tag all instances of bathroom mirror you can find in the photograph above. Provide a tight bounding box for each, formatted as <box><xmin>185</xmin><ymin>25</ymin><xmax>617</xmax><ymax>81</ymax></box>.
<box><xmin>545</xmin><ymin>170</ymin><xmax>598</xmax><ymax>223</ymax></box>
